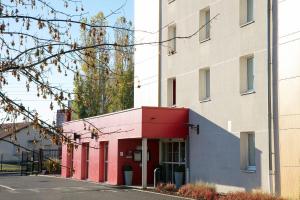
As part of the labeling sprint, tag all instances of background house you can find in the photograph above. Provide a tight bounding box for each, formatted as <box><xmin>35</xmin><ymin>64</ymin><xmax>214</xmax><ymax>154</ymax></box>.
<box><xmin>0</xmin><ymin>122</ymin><xmax>59</xmax><ymax>163</ymax></box>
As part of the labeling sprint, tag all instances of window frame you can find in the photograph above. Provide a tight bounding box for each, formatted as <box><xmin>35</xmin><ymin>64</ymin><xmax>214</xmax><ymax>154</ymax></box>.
<box><xmin>240</xmin><ymin>132</ymin><xmax>256</xmax><ymax>172</ymax></box>
<box><xmin>168</xmin><ymin>24</ymin><xmax>177</xmax><ymax>55</ymax></box>
<box><xmin>199</xmin><ymin>7</ymin><xmax>211</xmax><ymax>42</ymax></box>
<box><xmin>199</xmin><ymin>68</ymin><xmax>211</xmax><ymax>102</ymax></box>
<box><xmin>167</xmin><ymin>78</ymin><xmax>177</xmax><ymax>107</ymax></box>
<box><xmin>240</xmin><ymin>55</ymin><xmax>255</xmax><ymax>95</ymax></box>
<box><xmin>240</xmin><ymin>0</ymin><xmax>255</xmax><ymax>27</ymax></box>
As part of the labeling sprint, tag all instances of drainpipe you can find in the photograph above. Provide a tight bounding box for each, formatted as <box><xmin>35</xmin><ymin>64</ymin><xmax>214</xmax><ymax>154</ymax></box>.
<box><xmin>267</xmin><ymin>0</ymin><xmax>273</xmax><ymax>193</ymax></box>
<box><xmin>271</xmin><ymin>0</ymin><xmax>281</xmax><ymax>196</ymax></box>
<box><xmin>158</xmin><ymin>0</ymin><xmax>162</xmax><ymax>107</ymax></box>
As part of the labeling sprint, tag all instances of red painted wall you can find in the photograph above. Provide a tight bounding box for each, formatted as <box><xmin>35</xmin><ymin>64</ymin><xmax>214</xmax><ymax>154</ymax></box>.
<box><xmin>61</xmin><ymin>107</ymin><xmax>188</xmax><ymax>185</ymax></box>
<box><xmin>61</xmin><ymin>144</ymin><xmax>71</xmax><ymax>177</ymax></box>
<box><xmin>72</xmin><ymin>144</ymin><xmax>83</xmax><ymax>180</ymax></box>
<box><xmin>142</xmin><ymin>107</ymin><xmax>189</xmax><ymax>139</ymax></box>
<box><xmin>118</xmin><ymin>139</ymin><xmax>159</xmax><ymax>185</ymax></box>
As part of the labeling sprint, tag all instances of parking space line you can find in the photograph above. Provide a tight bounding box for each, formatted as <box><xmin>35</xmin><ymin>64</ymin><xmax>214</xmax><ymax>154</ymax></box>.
<box><xmin>0</xmin><ymin>184</ymin><xmax>15</xmax><ymax>191</ymax></box>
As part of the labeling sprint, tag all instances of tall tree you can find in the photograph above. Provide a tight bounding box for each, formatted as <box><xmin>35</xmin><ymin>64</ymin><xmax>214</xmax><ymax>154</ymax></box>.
<box><xmin>72</xmin><ymin>12</ymin><xmax>110</xmax><ymax>119</ymax></box>
<box><xmin>108</xmin><ymin>16</ymin><xmax>134</xmax><ymax>112</ymax></box>
<box><xmin>73</xmin><ymin>15</ymin><xmax>134</xmax><ymax>118</ymax></box>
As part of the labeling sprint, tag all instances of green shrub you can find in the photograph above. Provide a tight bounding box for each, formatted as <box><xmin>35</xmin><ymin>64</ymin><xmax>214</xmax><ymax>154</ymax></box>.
<box><xmin>43</xmin><ymin>159</ymin><xmax>60</xmax><ymax>174</ymax></box>
<box><xmin>123</xmin><ymin>164</ymin><xmax>132</xmax><ymax>171</ymax></box>
<box><xmin>174</xmin><ymin>165</ymin><xmax>185</xmax><ymax>172</ymax></box>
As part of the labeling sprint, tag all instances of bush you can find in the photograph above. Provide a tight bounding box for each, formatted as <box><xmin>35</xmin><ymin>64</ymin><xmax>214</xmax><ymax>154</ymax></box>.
<box><xmin>43</xmin><ymin>159</ymin><xmax>61</xmax><ymax>174</ymax></box>
<box><xmin>156</xmin><ymin>182</ymin><xmax>177</xmax><ymax>193</ymax></box>
<box><xmin>123</xmin><ymin>164</ymin><xmax>132</xmax><ymax>171</ymax></box>
<box><xmin>175</xmin><ymin>165</ymin><xmax>185</xmax><ymax>172</ymax></box>
<box><xmin>177</xmin><ymin>183</ymin><xmax>218</xmax><ymax>200</ymax></box>
<box><xmin>219</xmin><ymin>192</ymin><xmax>285</xmax><ymax>200</ymax></box>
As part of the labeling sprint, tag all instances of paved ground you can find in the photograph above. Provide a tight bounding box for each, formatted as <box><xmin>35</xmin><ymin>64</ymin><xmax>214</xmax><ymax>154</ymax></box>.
<box><xmin>0</xmin><ymin>175</ymin><xmax>184</xmax><ymax>200</ymax></box>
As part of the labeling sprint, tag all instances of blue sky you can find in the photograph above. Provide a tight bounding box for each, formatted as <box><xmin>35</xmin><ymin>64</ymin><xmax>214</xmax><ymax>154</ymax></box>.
<box><xmin>1</xmin><ymin>0</ymin><xmax>134</xmax><ymax>124</ymax></box>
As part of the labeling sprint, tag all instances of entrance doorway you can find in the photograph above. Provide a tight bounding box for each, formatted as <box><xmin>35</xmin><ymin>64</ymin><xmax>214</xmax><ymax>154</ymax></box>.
<box><xmin>70</xmin><ymin>144</ymin><xmax>74</xmax><ymax>177</ymax></box>
<box><xmin>104</xmin><ymin>143</ymin><xmax>108</xmax><ymax>182</ymax></box>
<box><xmin>82</xmin><ymin>143</ymin><xmax>89</xmax><ymax>179</ymax></box>
<box><xmin>161</xmin><ymin>140</ymin><xmax>186</xmax><ymax>183</ymax></box>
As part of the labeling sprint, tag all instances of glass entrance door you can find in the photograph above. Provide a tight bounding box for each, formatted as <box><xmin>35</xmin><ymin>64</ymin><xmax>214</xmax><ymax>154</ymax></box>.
<box><xmin>161</xmin><ymin>141</ymin><xmax>186</xmax><ymax>183</ymax></box>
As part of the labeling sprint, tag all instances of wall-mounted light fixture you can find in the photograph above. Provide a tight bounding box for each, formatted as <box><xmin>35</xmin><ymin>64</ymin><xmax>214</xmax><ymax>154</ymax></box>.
<box><xmin>91</xmin><ymin>132</ymin><xmax>98</xmax><ymax>139</ymax></box>
<box><xmin>186</xmin><ymin>123</ymin><xmax>199</xmax><ymax>135</ymax></box>
<box><xmin>73</xmin><ymin>133</ymin><xmax>81</xmax><ymax>140</ymax></box>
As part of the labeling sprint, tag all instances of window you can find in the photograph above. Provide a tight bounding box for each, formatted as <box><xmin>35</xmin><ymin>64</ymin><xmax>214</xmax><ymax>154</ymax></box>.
<box><xmin>168</xmin><ymin>25</ymin><xmax>176</xmax><ymax>55</ymax></box>
<box><xmin>199</xmin><ymin>7</ymin><xmax>211</xmax><ymax>41</ymax></box>
<box><xmin>240</xmin><ymin>132</ymin><xmax>256</xmax><ymax>171</ymax></box>
<box><xmin>161</xmin><ymin>141</ymin><xmax>185</xmax><ymax>183</ymax></box>
<box><xmin>168</xmin><ymin>78</ymin><xmax>176</xmax><ymax>106</ymax></box>
<box><xmin>199</xmin><ymin>68</ymin><xmax>210</xmax><ymax>101</ymax></box>
<box><xmin>240</xmin><ymin>0</ymin><xmax>254</xmax><ymax>25</ymax></box>
<box><xmin>240</xmin><ymin>55</ymin><xmax>254</xmax><ymax>94</ymax></box>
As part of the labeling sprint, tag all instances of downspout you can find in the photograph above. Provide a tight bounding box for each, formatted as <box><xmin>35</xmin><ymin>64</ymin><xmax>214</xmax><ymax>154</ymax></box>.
<box><xmin>271</xmin><ymin>0</ymin><xmax>281</xmax><ymax>195</ymax></box>
<box><xmin>267</xmin><ymin>0</ymin><xmax>273</xmax><ymax>193</ymax></box>
<box><xmin>158</xmin><ymin>0</ymin><xmax>162</xmax><ymax>107</ymax></box>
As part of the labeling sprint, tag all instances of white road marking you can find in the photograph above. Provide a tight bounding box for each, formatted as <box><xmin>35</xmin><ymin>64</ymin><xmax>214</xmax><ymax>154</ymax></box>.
<box><xmin>28</xmin><ymin>189</ymin><xmax>40</xmax><ymax>193</ymax></box>
<box><xmin>13</xmin><ymin>186</ymin><xmax>117</xmax><ymax>193</ymax></box>
<box><xmin>0</xmin><ymin>184</ymin><xmax>15</xmax><ymax>191</ymax></box>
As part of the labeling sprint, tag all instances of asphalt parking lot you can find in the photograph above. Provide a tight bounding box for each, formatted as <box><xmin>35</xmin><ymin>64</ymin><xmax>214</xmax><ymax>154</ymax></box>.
<box><xmin>0</xmin><ymin>175</ymin><xmax>184</xmax><ymax>200</ymax></box>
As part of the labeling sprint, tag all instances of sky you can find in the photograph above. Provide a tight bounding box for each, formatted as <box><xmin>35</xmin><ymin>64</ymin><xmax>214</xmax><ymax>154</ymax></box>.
<box><xmin>1</xmin><ymin>0</ymin><xmax>134</xmax><ymax>124</ymax></box>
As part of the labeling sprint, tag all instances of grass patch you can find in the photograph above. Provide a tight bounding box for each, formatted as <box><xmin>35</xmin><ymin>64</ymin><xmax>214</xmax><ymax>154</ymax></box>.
<box><xmin>0</xmin><ymin>163</ymin><xmax>21</xmax><ymax>172</ymax></box>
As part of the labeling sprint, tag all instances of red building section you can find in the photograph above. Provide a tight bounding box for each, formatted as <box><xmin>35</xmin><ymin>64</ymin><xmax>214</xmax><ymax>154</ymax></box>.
<box><xmin>61</xmin><ymin>107</ymin><xmax>189</xmax><ymax>186</ymax></box>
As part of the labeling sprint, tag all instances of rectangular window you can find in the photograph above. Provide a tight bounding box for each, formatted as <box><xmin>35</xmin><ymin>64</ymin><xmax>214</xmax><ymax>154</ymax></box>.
<box><xmin>168</xmin><ymin>78</ymin><xmax>176</xmax><ymax>106</ymax></box>
<box><xmin>247</xmin><ymin>0</ymin><xmax>254</xmax><ymax>22</ymax></box>
<box><xmin>172</xmin><ymin>79</ymin><xmax>176</xmax><ymax>106</ymax></box>
<box><xmin>240</xmin><ymin>0</ymin><xmax>254</xmax><ymax>25</ymax></box>
<box><xmin>240</xmin><ymin>55</ymin><xmax>254</xmax><ymax>94</ymax></box>
<box><xmin>246</xmin><ymin>57</ymin><xmax>254</xmax><ymax>91</ymax></box>
<box><xmin>199</xmin><ymin>7</ymin><xmax>211</xmax><ymax>41</ymax></box>
<box><xmin>240</xmin><ymin>132</ymin><xmax>256</xmax><ymax>171</ymax></box>
<box><xmin>199</xmin><ymin>68</ymin><xmax>210</xmax><ymax>101</ymax></box>
<box><xmin>247</xmin><ymin>133</ymin><xmax>255</xmax><ymax>168</ymax></box>
<box><xmin>168</xmin><ymin>25</ymin><xmax>176</xmax><ymax>55</ymax></box>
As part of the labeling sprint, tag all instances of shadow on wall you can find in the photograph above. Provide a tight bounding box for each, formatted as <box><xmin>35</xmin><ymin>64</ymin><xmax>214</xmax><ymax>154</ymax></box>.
<box><xmin>189</xmin><ymin>110</ymin><xmax>262</xmax><ymax>192</ymax></box>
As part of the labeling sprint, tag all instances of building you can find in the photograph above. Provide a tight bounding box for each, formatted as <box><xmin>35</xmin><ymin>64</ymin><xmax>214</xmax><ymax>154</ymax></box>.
<box><xmin>134</xmin><ymin>0</ymin><xmax>160</xmax><ymax>107</ymax></box>
<box><xmin>0</xmin><ymin>122</ymin><xmax>59</xmax><ymax>162</ymax></box>
<box><xmin>157</xmin><ymin>0</ymin><xmax>298</xmax><ymax>198</ymax></box>
<box><xmin>161</xmin><ymin>0</ymin><xmax>271</xmax><ymax>194</ymax></box>
<box><xmin>61</xmin><ymin>0</ymin><xmax>300</xmax><ymax>199</ymax></box>
<box><xmin>61</xmin><ymin>107</ymin><xmax>188</xmax><ymax>186</ymax></box>
<box><xmin>278</xmin><ymin>0</ymin><xmax>300</xmax><ymax>198</ymax></box>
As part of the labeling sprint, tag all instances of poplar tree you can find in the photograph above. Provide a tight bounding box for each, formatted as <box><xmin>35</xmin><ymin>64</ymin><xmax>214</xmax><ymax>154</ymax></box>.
<box><xmin>108</xmin><ymin>17</ymin><xmax>134</xmax><ymax>112</ymax></box>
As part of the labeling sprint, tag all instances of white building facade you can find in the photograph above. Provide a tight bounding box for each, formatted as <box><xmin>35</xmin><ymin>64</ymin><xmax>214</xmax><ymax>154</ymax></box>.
<box><xmin>160</xmin><ymin>0</ymin><xmax>271</xmax><ymax>194</ymax></box>
<box><xmin>134</xmin><ymin>0</ymin><xmax>160</xmax><ymax>108</ymax></box>
<box><xmin>134</xmin><ymin>0</ymin><xmax>300</xmax><ymax>199</ymax></box>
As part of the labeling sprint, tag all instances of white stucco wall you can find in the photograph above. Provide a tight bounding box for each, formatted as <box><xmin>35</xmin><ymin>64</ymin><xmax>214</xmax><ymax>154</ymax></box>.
<box><xmin>278</xmin><ymin>0</ymin><xmax>300</xmax><ymax>198</ymax></box>
<box><xmin>0</xmin><ymin>126</ymin><xmax>58</xmax><ymax>162</ymax></box>
<box><xmin>134</xmin><ymin>0</ymin><xmax>159</xmax><ymax>107</ymax></box>
<box><xmin>160</xmin><ymin>0</ymin><xmax>270</xmax><ymax>193</ymax></box>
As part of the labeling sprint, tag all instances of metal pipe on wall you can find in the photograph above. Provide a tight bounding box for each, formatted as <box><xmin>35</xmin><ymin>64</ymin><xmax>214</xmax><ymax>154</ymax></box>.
<box><xmin>271</xmin><ymin>0</ymin><xmax>281</xmax><ymax>196</ymax></box>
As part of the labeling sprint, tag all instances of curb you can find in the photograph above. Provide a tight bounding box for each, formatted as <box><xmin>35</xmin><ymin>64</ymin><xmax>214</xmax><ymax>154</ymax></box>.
<box><xmin>34</xmin><ymin>175</ymin><xmax>194</xmax><ymax>199</ymax></box>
